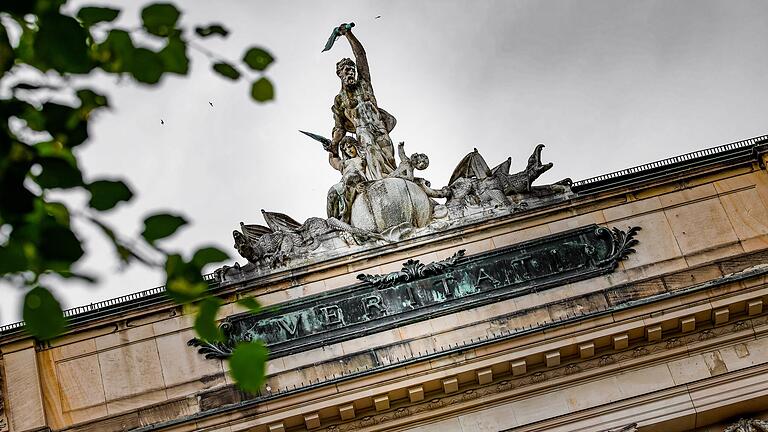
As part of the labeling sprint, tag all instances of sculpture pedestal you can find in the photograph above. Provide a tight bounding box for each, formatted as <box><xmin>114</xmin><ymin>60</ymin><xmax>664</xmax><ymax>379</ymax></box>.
<box><xmin>350</xmin><ymin>178</ymin><xmax>432</xmax><ymax>234</ymax></box>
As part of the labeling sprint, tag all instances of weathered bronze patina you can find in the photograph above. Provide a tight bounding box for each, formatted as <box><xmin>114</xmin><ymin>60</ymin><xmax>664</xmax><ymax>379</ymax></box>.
<box><xmin>191</xmin><ymin>225</ymin><xmax>640</xmax><ymax>359</ymax></box>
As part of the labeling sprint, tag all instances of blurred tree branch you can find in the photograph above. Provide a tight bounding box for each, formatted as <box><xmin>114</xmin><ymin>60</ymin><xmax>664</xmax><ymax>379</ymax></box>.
<box><xmin>0</xmin><ymin>0</ymin><xmax>270</xmax><ymax>392</ymax></box>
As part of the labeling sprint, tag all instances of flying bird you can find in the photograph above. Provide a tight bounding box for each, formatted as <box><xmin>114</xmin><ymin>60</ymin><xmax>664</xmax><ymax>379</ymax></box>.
<box><xmin>375</xmin><ymin>15</ymin><xmax>381</xmax><ymax>19</ymax></box>
<box><xmin>160</xmin><ymin>119</ymin><xmax>164</xmax><ymax>125</ymax></box>
<box><xmin>209</xmin><ymin>101</ymin><xmax>213</xmax><ymax>107</ymax></box>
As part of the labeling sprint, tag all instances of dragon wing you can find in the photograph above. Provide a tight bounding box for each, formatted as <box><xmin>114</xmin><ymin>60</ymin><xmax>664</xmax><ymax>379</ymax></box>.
<box><xmin>261</xmin><ymin>210</ymin><xmax>303</xmax><ymax>233</ymax></box>
<box><xmin>491</xmin><ymin>157</ymin><xmax>512</xmax><ymax>175</ymax></box>
<box><xmin>240</xmin><ymin>222</ymin><xmax>272</xmax><ymax>243</ymax></box>
<box><xmin>449</xmin><ymin>148</ymin><xmax>492</xmax><ymax>185</ymax></box>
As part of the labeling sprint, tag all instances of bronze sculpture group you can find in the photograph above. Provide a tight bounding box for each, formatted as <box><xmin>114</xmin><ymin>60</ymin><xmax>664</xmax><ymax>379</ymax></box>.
<box><xmin>231</xmin><ymin>23</ymin><xmax>573</xmax><ymax>270</ymax></box>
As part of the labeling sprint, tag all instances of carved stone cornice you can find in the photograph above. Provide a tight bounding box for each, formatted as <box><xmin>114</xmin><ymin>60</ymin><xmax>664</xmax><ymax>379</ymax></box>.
<box><xmin>320</xmin><ymin>314</ymin><xmax>768</xmax><ymax>432</ymax></box>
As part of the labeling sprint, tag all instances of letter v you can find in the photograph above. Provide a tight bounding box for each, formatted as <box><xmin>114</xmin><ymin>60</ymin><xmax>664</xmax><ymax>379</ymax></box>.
<box><xmin>277</xmin><ymin>314</ymin><xmax>302</xmax><ymax>337</ymax></box>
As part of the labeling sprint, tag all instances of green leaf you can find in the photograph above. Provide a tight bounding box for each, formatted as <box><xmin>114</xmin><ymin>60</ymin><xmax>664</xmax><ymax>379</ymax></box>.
<box><xmin>23</xmin><ymin>286</ymin><xmax>67</xmax><ymax>341</ymax></box>
<box><xmin>242</xmin><ymin>47</ymin><xmax>274</xmax><ymax>72</ymax></box>
<box><xmin>250</xmin><ymin>77</ymin><xmax>274</xmax><ymax>102</ymax></box>
<box><xmin>34</xmin><ymin>14</ymin><xmax>93</xmax><ymax>74</ymax></box>
<box><xmin>87</xmin><ymin>179</ymin><xmax>133</xmax><ymax>211</ymax></box>
<box><xmin>141</xmin><ymin>3</ymin><xmax>181</xmax><ymax>37</ymax></box>
<box><xmin>164</xmin><ymin>253</ymin><xmax>208</xmax><ymax>302</ymax></box>
<box><xmin>38</xmin><ymin>102</ymin><xmax>88</xmax><ymax>147</ymax></box>
<box><xmin>128</xmin><ymin>48</ymin><xmax>164</xmax><ymax>84</ymax></box>
<box><xmin>142</xmin><ymin>213</ymin><xmax>187</xmax><ymax>244</ymax></box>
<box><xmin>194</xmin><ymin>296</ymin><xmax>223</xmax><ymax>342</ymax></box>
<box><xmin>0</xmin><ymin>21</ymin><xmax>13</xmax><ymax>79</ymax></box>
<box><xmin>229</xmin><ymin>341</ymin><xmax>269</xmax><ymax>393</ymax></box>
<box><xmin>195</xmin><ymin>24</ymin><xmax>228</xmax><ymax>38</ymax></box>
<box><xmin>44</xmin><ymin>201</ymin><xmax>71</xmax><ymax>226</ymax></box>
<box><xmin>0</xmin><ymin>240</ymin><xmax>29</xmax><ymax>274</ymax></box>
<box><xmin>166</xmin><ymin>273</ymin><xmax>207</xmax><ymax>302</ymax></box>
<box><xmin>96</xmin><ymin>29</ymin><xmax>135</xmax><ymax>73</ymax></box>
<box><xmin>34</xmin><ymin>0</ymin><xmax>66</xmax><ymax>14</ymax></box>
<box><xmin>34</xmin><ymin>157</ymin><xmax>84</xmax><ymax>189</ymax></box>
<box><xmin>212</xmin><ymin>62</ymin><xmax>240</xmax><ymax>80</ymax></box>
<box><xmin>40</xmin><ymin>102</ymin><xmax>75</xmax><ymax>132</ymax></box>
<box><xmin>38</xmin><ymin>223</ymin><xmax>84</xmax><ymax>265</ymax></box>
<box><xmin>34</xmin><ymin>141</ymin><xmax>75</xmax><ymax>164</ymax></box>
<box><xmin>192</xmin><ymin>246</ymin><xmax>229</xmax><ymax>268</ymax></box>
<box><xmin>1</xmin><ymin>1</ymin><xmax>37</xmax><ymax>16</ymax></box>
<box><xmin>0</xmin><ymin>178</ymin><xmax>36</xmax><ymax>218</ymax></box>
<box><xmin>22</xmin><ymin>106</ymin><xmax>46</xmax><ymax>132</ymax></box>
<box><xmin>77</xmin><ymin>6</ymin><xmax>120</xmax><ymax>27</ymax></box>
<box><xmin>115</xmin><ymin>244</ymin><xmax>133</xmax><ymax>264</ymax></box>
<box><xmin>236</xmin><ymin>297</ymin><xmax>261</xmax><ymax>314</ymax></box>
<box><xmin>77</xmin><ymin>89</ymin><xmax>109</xmax><ymax>112</ymax></box>
<box><xmin>15</xmin><ymin>23</ymin><xmax>36</xmax><ymax>65</ymax></box>
<box><xmin>159</xmin><ymin>35</ymin><xmax>188</xmax><ymax>75</ymax></box>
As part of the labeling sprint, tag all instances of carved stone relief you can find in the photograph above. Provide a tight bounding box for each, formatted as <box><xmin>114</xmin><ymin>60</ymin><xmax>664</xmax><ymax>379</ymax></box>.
<box><xmin>725</xmin><ymin>419</ymin><xmax>768</xmax><ymax>432</ymax></box>
<box><xmin>193</xmin><ymin>225</ymin><xmax>640</xmax><ymax>359</ymax></box>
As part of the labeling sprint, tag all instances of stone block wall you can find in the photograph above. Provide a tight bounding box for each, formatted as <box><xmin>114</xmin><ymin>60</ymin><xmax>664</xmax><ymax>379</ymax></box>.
<box><xmin>1</xmin><ymin>156</ymin><xmax>768</xmax><ymax>431</ymax></box>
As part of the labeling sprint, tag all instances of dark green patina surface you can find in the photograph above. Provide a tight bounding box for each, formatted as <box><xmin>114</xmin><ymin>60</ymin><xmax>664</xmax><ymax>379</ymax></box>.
<box><xmin>190</xmin><ymin>225</ymin><xmax>639</xmax><ymax>359</ymax></box>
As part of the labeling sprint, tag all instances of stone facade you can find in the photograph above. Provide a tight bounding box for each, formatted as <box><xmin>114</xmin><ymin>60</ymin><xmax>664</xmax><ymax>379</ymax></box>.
<box><xmin>1</xmin><ymin>135</ymin><xmax>768</xmax><ymax>432</ymax></box>
<box><xmin>0</xmin><ymin>362</ymin><xmax>7</xmax><ymax>432</ymax></box>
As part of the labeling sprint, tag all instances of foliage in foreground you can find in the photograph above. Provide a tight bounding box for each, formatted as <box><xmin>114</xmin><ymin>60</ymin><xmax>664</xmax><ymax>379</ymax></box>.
<box><xmin>0</xmin><ymin>0</ymin><xmax>272</xmax><ymax>391</ymax></box>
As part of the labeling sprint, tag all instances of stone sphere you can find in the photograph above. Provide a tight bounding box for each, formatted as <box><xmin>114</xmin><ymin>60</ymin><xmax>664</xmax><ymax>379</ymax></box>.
<box><xmin>351</xmin><ymin>178</ymin><xmax>432</xmax><ymax>232</ymax></box>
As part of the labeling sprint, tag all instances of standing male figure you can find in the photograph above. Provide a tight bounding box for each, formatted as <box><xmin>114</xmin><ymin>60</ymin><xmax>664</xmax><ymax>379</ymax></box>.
<box><xmin>331</xmin><ymin>24</ymin><xmax>397</xmax><ymax>181</ymax></box>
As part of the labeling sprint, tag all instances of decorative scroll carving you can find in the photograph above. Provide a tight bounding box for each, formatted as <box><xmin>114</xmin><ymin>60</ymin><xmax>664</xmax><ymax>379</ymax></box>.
<box><xmin>187</xmin><ymin>321</ymin><xmax>237</xmax><ymax>360</ymax></box>
<box><xmin>356</xmin><ymin>250</ymin><xmax>466</xmax><ymax>288</ymax></box>
<box><xmin>725</xmin><ymin>419</ymin><xmax>768</xmax><ymax>432</ymax></box>
<box><xmin>193</xmin><ymin>224</ymin><xmax>641</xmax><ymax>360</ymax></box>
<box><xmin>594</xmin><ymin>226</ymin><xmax>641</xmax><ymax>267</ymax></box>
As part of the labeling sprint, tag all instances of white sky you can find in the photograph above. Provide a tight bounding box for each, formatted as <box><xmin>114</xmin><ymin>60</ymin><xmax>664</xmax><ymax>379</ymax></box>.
<box><xmin>2</xmin><ymin>0</ymin><xmax>768</xmax><ymax>324</ymax></box>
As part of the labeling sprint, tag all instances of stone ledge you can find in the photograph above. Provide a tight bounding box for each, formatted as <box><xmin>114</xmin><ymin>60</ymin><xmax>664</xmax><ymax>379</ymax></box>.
<box><xmin>56</xmin><ymin>263</ymin><xmax>768</xmax><ymax>432</ymax></box>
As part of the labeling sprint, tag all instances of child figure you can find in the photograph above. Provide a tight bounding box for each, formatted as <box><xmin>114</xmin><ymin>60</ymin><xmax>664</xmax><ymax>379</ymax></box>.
<box><xmin>390</xmin><ymin>141</ymin><xmax>429</xmax><ymax>181</ymax></box>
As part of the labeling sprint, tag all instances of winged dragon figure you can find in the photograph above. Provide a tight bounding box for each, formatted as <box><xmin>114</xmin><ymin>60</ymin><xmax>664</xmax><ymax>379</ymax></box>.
<box><xmin>420</xmin><ymin>144</ymin><xmax>572</xmax><ymax>211</ymax></box>
<box><xmin>233</xmin><ymin>210</ymin><xmax>383</xmax><ymax>267</ymax></box>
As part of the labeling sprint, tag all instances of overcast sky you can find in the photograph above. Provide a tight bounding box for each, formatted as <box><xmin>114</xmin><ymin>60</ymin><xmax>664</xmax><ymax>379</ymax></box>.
<box><xmin>2</xmin><ymin>0</ymin><xmax>768</xmax><ymax>324</ymax></box>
